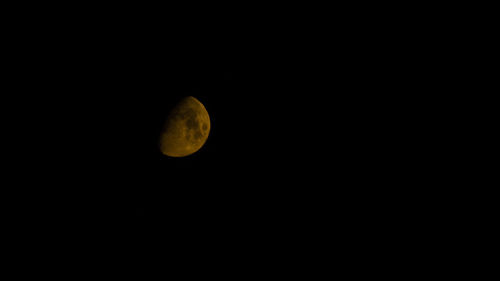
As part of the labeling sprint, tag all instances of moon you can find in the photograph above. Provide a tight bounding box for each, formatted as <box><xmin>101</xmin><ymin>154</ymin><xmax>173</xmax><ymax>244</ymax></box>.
<box><xmin>159</xmin><ymin>96</ymin><xmax>211</xmax><ymax>157</ymax></box>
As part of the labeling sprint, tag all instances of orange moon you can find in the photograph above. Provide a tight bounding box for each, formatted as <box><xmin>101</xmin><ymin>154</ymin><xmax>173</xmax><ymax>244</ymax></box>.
<box><xmin>159</xmin><ymin>96</ymin><xmax>210</xmax><ymax>157</ymax></box>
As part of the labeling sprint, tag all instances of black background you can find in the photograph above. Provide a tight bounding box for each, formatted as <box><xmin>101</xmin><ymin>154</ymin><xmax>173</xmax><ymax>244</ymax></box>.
<box><xmin>4</xmin><ymin>5</ymin><xmax>439</xmax><ymax>264</ymax></box>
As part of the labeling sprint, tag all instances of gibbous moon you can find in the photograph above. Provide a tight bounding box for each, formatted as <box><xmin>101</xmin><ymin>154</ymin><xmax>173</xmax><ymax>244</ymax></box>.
<box><xmin>159</xmin><ymin>96</ymin><xmax>210</xmax><ymax>157</ymax></box>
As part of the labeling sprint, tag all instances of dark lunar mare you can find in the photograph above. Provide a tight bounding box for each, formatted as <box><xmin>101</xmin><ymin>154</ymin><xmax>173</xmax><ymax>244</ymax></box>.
<box><xmin>169</xmin><ymin>105</ymin><xmax>203</xmax><ymax>142</ymax></box>
<box><xmin>182</xmin><ymin>107</ymin><xmax>199</xmax><ymax>142</ymax></box>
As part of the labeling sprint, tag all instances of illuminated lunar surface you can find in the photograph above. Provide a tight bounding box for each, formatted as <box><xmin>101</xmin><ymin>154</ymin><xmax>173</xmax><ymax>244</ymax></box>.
<box><xmin>159</xmin><ymin>96</ymin><xmax>210</xmax><ymax>157</ymax></box>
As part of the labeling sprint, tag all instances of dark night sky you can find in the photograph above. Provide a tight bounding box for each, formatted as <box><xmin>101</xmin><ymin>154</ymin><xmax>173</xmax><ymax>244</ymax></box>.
<box><xmin>5</xmin><ymin>6</ymin><xmax>438</xmax><ymax>262</ymax></box>
<box><xmin>23</xmin><ymin>50</ymin><xmax>410</xmax><ymax>243</ymax></box>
